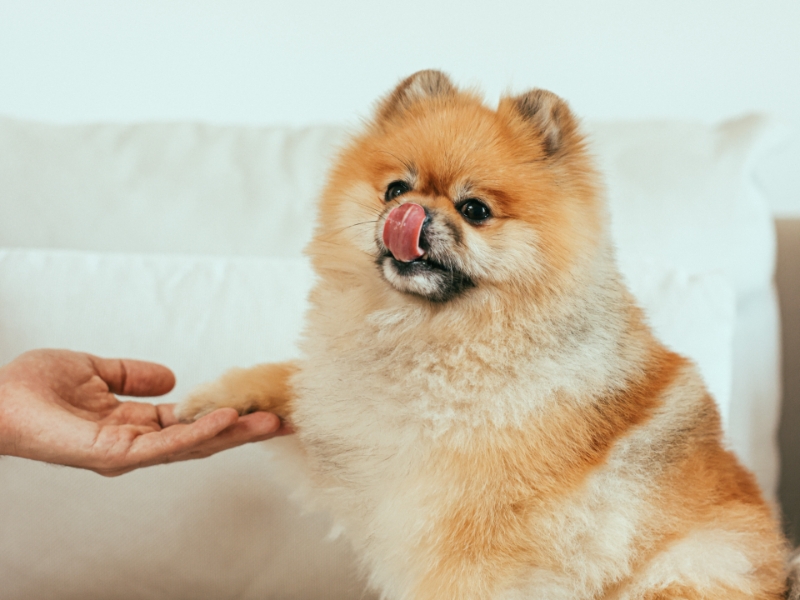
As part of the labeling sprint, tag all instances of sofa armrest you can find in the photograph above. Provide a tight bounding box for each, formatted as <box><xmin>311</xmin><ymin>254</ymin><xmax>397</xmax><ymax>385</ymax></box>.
<box><xmin>777</xmin><ymin>217</ymin><xmax>800</xmax><ymax>543</ymax></box>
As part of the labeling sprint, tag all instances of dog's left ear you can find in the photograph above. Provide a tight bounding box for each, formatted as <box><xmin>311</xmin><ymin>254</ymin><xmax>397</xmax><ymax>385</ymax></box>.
<box><xmin>501</xmin><ymin>89</ymin><xmax>580</xmax><ymax>157</ymax></box>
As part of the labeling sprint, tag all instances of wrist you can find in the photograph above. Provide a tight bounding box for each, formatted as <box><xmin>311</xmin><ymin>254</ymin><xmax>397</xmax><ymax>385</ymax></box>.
<box><xmin>0</xmin><ymin>373</ymin><xmax>31</xmax><ymax>458</ymax></box>
<box><xmin>0</xmin><ymin>381</ymin><xmax>15</xmax><ymax>456</ymax></box>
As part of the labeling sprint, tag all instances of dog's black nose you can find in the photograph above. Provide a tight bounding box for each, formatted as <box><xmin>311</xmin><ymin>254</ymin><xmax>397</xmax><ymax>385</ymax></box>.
<box><xmin>418</xmin><ymin>208</ymin><xmax>433</xmax><ymax>253</ymax></box>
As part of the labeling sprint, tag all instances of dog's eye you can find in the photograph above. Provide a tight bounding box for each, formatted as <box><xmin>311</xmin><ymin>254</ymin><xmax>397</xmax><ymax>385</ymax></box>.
<box><xmin>384</xmin><ymin>180</ymin><xmax>411</xmax><ymax>202</ymax></box>
<box><xmin>459</xmin><ymin>199</ymin><xmax>492</xmax><ymax>223</ymax></box>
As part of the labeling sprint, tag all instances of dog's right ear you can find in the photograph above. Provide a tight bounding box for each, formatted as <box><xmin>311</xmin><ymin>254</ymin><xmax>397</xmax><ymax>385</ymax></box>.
<box><xmin>376</xmin><ymin>70</ymin><xmax>455</xmax><ymax>122</ymax></box>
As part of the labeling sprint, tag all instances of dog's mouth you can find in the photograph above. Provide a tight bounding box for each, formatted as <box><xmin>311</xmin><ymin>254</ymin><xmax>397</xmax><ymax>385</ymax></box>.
<box><xmin>388</xmin><ymin>250</ymin><xmax>444</xmax><ymax>274</ymax></box>
<box><xmin>378</xmin><ymin>250</ymin><xmax>474</xmax><ymax>303</ymax></box>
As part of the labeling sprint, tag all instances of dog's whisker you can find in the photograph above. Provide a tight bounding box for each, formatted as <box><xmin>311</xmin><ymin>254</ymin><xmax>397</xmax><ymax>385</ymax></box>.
<box><xmin>311</xmin><ymin>237</ymin><xmax>378</xmax><ymax>260</ymax></box>
<box><xmin>344</xmin><ymin>199</ymin><xmax>384</xmax><ymax>217</ymax></box>
<box><xmin>324</xmin><ymin>220</ymin><xmax>380</xmax><ymax>237</ymax></box>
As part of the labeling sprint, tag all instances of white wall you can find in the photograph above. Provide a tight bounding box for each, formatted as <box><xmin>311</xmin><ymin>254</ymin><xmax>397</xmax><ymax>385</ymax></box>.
<box><xmin>1</xmin><ymin>0</ymin><xmax>798</xmax><ymax>215</ymax></box>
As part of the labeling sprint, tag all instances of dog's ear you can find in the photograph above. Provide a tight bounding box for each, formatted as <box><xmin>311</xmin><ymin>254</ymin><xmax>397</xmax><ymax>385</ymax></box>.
<box><xmin>377</xmin><ymin>70</ymin><xmax>455</xmax><ymax>122</ymax></box>
<box><xmin>502</xmin><ymin>89</ymin><xmax>580</xmax><ymax>157</ymax></box>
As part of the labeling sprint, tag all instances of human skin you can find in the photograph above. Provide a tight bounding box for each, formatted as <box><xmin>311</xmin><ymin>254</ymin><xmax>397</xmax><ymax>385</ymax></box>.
<box><xmin>0</xmin><ymin>349</ymin><xmax>290</xmax><ymax>476</ymax></box>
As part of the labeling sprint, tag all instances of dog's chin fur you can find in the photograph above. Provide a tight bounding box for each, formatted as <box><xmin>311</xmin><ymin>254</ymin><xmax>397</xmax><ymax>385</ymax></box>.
<box><xmin>378</xmin><ymin>254</ymin><xmax>475</xmax><ymax>303</ymax></box>
<box><xmin>179</xmin><ymin>71</ymin><xmax>790</xmax><ymax>599</ymax></box>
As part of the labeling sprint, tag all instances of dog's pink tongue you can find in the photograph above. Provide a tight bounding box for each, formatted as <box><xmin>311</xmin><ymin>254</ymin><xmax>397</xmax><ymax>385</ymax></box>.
<box><xmin>383</xmin><ymin>203</ymin><xmax>426</xmax><ymax>262</ymax></box>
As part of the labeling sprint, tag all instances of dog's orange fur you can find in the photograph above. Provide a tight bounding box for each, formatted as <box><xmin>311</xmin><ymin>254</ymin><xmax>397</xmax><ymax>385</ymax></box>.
<box><xmin>178</xmin><ymin>361</ymin><xmax>297</xmax><ymax>421</ymax></box>
<box><xmin>412</xmin><ymin>345</ymin><xmax>682</xmax><ymax>597</ymax></box>
<box><xmin>178</xmin><ymin>71</ymin><xmax>790</xmax><ymax>599</ymax></box>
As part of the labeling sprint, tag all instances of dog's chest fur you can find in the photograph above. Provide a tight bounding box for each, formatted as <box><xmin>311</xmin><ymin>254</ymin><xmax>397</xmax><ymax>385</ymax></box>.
<box><xmin>287</xmin><ymin>278</ymin><xmax>665</xmax><ymax>598</ymax></box>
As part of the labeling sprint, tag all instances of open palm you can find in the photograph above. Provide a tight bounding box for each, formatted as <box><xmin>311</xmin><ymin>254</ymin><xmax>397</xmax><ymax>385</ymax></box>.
<box><xmin>0</xmin><ymin>350</ymin><xmax>287</xmax><ymax>476</ymax></box>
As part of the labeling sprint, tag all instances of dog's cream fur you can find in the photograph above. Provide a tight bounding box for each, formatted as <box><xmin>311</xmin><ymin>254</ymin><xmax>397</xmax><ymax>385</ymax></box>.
<box><xmin>177</xmin><ymin>71</ymin><xmax>789</xmax><ymax>599</ymax></box>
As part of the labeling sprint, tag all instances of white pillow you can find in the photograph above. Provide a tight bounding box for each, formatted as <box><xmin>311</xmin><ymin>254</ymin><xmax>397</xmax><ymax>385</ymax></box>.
<box><xmin>0</xmin><ymin>248</ymin><xmax>735</xmax><ymax>600</ymax></box>
<box><xmin>620</xmin><ymin>259</ymin><xmax>735</xmax><ymax>429</ymax></box>
<box><xmin>0</xmin><ymin>118</ymin><xmax>348</xmax><ymax>258</ymax></box>
<box><xmin>0</xmin><ymin>250</ymin><xmax>312</xmax><ymax>396</ymax></box>
<box><xmin>587</xmin><ymin>116</ymin><xmax>778</xmax><ymax>297</ymax></box>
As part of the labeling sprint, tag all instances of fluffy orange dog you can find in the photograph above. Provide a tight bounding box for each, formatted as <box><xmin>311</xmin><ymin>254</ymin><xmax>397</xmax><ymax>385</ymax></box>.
<box><xmin>178</xmin><ymin>71</ymin><xmax>791</xmax><ymax>599</ymax></box>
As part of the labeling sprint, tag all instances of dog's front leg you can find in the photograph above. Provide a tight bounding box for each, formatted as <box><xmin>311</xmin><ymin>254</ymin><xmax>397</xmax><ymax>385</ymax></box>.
<box><xmin>175</xmin><ymin>361</ymin><xmax>299</xmax><ymax>423</ymax></box>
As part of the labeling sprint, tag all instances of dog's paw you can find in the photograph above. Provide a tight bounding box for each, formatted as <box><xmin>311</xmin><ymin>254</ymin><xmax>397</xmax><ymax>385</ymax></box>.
<box><xmin>174</xmin><ymin>363</ymin><xmax>296</xmax><ymax>423</ymax></box>
<box><xmin>174</xmin><ymin>381</ymin><xmax>239</xmax><ymax>423</ymax></box>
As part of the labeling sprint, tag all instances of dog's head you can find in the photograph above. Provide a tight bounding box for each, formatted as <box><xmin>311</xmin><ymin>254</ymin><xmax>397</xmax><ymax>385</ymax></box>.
<box><xmin>310</xmin><ymin>71</ymin><xmax>605</xmax><ymax>308</ymax></box>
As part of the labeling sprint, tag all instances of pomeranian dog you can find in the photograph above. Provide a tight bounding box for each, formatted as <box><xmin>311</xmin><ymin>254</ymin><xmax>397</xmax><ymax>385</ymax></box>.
<box><xmin>177</xmin><ymin>71</ymin><xmax>790</xmax><ymax>599</ymax></box>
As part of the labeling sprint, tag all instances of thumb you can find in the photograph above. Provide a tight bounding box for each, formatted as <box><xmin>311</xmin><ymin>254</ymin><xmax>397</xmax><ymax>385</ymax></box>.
<box><xmin>90</xmin><ymin>355</ymin><xmax>176</xmax><ymax>397</ymax></box>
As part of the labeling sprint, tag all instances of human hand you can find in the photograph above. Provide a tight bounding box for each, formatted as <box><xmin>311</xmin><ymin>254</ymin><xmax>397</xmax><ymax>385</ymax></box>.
<box><xmin>0</xmin><ymin>349</ymin><xmax>290</xmax><ymax>476</ymax></box>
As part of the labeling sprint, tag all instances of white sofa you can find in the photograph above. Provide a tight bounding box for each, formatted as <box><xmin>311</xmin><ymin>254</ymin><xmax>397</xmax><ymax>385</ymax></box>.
<box><xmin>0</xmin><ymin>114</ymin><xmax>786</xmax><ymax>599</ymax></box>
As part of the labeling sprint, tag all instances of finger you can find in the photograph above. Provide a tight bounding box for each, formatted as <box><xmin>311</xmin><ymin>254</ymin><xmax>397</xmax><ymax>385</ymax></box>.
<box><xmin>124</xmin><ymin>407</ymin><xmax>240</xmax><ymax>465</ymax></box>
<box><xmin>274</xmin><ymin>418</ymin><xmax>295</xmax><ymax>435</ymax></box>
<box><xmin>169</xmin><ymin>412</ymin><xmax>283</xmax><ymax>454</ymax></box>
<box><xmin>207</xmin><ymin>411</ymin><xmax>283</xmax><ymax>444</ymax></box>
<box><xmin>155</xmin><ymin>403</ymin><xmax>180</xmax><ymax>427</ymax></box>
<box><xmin>155</xmin><ymin>404</ymin><xmax>289</xmax><ymax>433</ymax></box>
<box><xmin>90</xmin><ymin>356</ymin><xmax>176</xmax><ymax>397</ymax></box>
<box><xmin>133</xmin><ymin>412</ymin><xmax>284</xmax><ymax>471</ymax></box>
<box><xmin>101</xmin><ymin>401</ymin><xmax>164</xmax><ymax>428</ymax></box>
<box><xmin>154</xmin><ymin>413</ymin><xmax>284</xmax><ymax>465</ymax></box>
<box><xmin>203</xmin><ymin>412</ymin><xmax>286</xmax><ymax>450</ymax></box>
